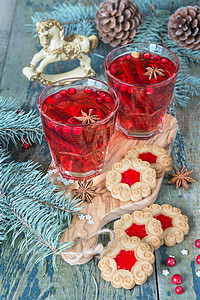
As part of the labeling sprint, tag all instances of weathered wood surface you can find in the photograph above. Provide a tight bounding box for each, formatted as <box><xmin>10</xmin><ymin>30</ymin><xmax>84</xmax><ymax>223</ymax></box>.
<box><xmin>0</xmin><ymin>0</ymin><xmax>200</xmax><ymax>299</ymax></box>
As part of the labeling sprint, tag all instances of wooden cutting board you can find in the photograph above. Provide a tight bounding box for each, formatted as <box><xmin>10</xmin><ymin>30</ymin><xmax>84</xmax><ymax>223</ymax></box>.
<box><xmin>48</xmin><ymin>114</ymin><xmax>177</xmax><ymax>265</ymax></box>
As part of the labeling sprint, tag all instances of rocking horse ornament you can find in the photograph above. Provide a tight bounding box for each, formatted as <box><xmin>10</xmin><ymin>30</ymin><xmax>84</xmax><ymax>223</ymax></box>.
<box><xmin>23</xmin><ymin>19</ymin><xmax>99</xmax><ymax>85</ymax></box>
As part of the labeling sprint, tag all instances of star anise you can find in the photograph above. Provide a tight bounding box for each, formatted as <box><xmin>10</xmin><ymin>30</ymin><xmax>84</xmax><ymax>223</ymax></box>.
<box><xmin>144</xmin><ymin>66</ymin><xmax>165</xmax><ymax>80</ymax></box>
<box><xmin>167</xmin><ymin>166</ymin><xmax>195</xmax><ymax>190</ymax></box>
<box><xmin>72</xmin><ymin>179</ymin><xmax>98</xmax><ymax>203</ymax></box>
<box><xmin>74</xmin><ymin>109</ymin><xmax>100</xmax><ymax>125</ymax></box>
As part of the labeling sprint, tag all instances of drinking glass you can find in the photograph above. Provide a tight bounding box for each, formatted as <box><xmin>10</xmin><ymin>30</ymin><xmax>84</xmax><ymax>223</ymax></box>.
<box><xmin>38</xmin><ymin>78</ymin><xmax>119</xmax><ymax>180</ymax></box>
<box><xmin>105</xmin><ymin>42</ymin><xmax>180</xmax><ymax>138</ymax></box>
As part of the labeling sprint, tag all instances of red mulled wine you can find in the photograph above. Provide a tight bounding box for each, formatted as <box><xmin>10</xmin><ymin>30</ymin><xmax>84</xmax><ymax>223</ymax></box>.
<box><xmin>38</xmin><ymin>79</ymin><xmax>118</xmax><ymax>180</ymax></box>
<box><xmin>105</xmin><ymin>43</ymin><xmax>179</xmax><ymax>138</ymax></box>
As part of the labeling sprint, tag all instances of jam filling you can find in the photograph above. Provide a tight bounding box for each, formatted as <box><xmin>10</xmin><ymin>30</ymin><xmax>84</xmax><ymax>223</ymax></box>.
<box><xmin>138</xmin><ymin>152</ymin><xmax>157</xmax><ymax>164</ymax></box>
<box><xmin>121</xmin><ymin>169</ymin><xmax>140</xmax><ymax>187</ymax></box>
<box><xmin>154</xmin><ymin>214</ymin><xmax>173</xmax><ymax>230</ymax></box>
<box><xmin>125</xmin><ymin>223</ymin><xmax>148</xmax><ymax>239</ymax></box>
<box><xmin>114</xmin><ymin>250</ymin><xmax>138</xmax><ymax>271</ymax></box>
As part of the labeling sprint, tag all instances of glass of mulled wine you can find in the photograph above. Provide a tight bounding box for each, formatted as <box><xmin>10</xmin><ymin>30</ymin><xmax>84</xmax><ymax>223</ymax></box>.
<box><xmin>38</xmin><ymin>78</ymin><xmax>119</xmax><ymax>180</ymax></box>
<box><xmin>105</xmin><ymin>42</ymin><xmax>179</xmax><ymax>138</ymax></box>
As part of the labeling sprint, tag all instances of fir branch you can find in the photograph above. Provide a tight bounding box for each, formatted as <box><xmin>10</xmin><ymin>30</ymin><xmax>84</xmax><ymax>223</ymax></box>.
<box><xmin>3</xmin><ymin>197</ymin><xmax>73</xmax><ymax>266</ymax></box>
<box><xmin>0</xmin><ymin>97</ymin><xmax>44</xmax><ymax>147</ymax></box>
<box><xmin>26</xmin><ymin>3</ymin><xmax>98</xmax><ymax>37</ymax></box>
<box><xmin>0</xmin><ymin>155</ymin><xmax>84</xmax><ymax>266</ymax></box>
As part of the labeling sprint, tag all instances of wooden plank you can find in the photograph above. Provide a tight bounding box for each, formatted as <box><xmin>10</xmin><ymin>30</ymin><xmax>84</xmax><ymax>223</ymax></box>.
<box><xmin>155</xmin><ymin>89</ymin><xmax>200</xmax><ymax>297</ymax></box>
<box><xmin>0</xmin><ymin>0</ymin><xmax>18</xmax><ymax>82</ymax></box>
<box><xmin>0</xmin><ymin>0</ymin><xmax>158</xmax><ymax>299</ymax></box>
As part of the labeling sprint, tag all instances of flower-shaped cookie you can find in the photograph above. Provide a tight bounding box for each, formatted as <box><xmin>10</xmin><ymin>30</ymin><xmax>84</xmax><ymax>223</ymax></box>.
<box><xmin>106</xmin><ymin>158</ymin><xmax>156</xmax><ymax>202</ymax></box>
<box><xmin>98</xmin><ymin>235</ymin><xmax>155</xmax><ymax>289</ymax></box>
<box><xmin>125</xmin><ymin>145</ymin><xmax>172</xmax><ymax>178</ymax></box>
<box><xmin>142</xmin><ymin>204</ymin><xmax>189</xmax><ymax>247</ymax></box>
<box><xmin>114</xmin><ymin>211</ymin><xmax>163</xmax><ymax>250</ymax></box>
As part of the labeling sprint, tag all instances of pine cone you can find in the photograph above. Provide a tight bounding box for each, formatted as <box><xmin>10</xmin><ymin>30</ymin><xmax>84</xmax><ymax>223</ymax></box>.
<box><xmin>95</xmin><ymin>0</ymin><xmax>142</xmax><ymax>47</ymax></box>
<box><xmin>168</xmin><ymin>5</ymin><xmax>200</xmax><ymax>50</ymax></box>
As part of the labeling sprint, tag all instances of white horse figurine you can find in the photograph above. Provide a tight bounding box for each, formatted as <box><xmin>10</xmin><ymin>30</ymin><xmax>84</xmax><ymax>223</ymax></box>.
<box><xmin>23</xmin><ymin>19</ymin><xmax>99</xmax><ymax>85</ymax></box>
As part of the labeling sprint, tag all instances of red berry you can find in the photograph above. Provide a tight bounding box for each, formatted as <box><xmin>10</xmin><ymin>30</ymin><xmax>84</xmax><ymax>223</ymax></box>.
<box><xmin>153</xmin><ymin>55</ymin><xmax>160</xmax><ymax>61</ymax></box>
<box><xmin>105</xmin><ymin>96</ymin><xmax>112</xmax><ymax>102</ymax></box>
<box><xmin>73</xmin><ymin>127</ymin><xmax>82</xmax><ymax>135</ymax></box>
<box><xmin>143</xmin><ymin>53</ymin><xmax>151</xmax><ymax>60</ymax></box>
<box><xmin>60</xmin><ymin>89</ymin><xmax>67</xmax><ymax>96</ymax></box>
<box><xmin>125</xmin><ymin>54</ymin><xmax>132</xmax><ymax>60</ymax></box>
<box><xmin>171</xmin><ymin>274</ymin><xmax>182</xmax><ymax>285</ymax></box>
<box><xmin>175</xmin><ymin>286</ymin><xmax>184</xmax><ymax>295</ymax></box>
<box><xmin>120</xmin><ymin>85</ymin><xmax>127</xmax><ymax>93</ymax></box>
<box><xmin>20</xmin><ymin>137</ymin><xmax>31</xmax><ymax>149</ymax></box>
<box><xmin>196</xmin><ymin>255</ymin><xmax>200</xmax><ymax>264</ymax></box>
<box><xmin>110</xmin><ymin>68</ymin><xmax>118</xmax><ymax>75</ymax></box>
<box><xmin>62</xmin><ymin>125</ymin><xmax>71</xmax><ymax>134</ymax></box>
<box><xmin>67</xmin><ymin>88</ymin><xmax>76</xmax><ymax>95</ymax></box>
<box><xmin>118</xmin><ymin>56</ymin><xmax>125</xmax><ymax>62</ymax></box>
<box><xmin>127</xmin><ymin>87</ymin><xmax>135</xmax><ymax>94</ymax></box>
<box><xmin>54</xmin><ymin>125</ymin><xmax>62</xmax><ymax>132</ymax></box>
<box><xmin>96</xmin><ymin>98</ymin><xmax>104</xmax><ymax>104</ymax></box>
<box><xmin>195</xmin><ymin>239</ymin><xmax>200</xmax><ymax>248</ymax></box>
<box><xmin>161</xmin><ymin>58</ymin><xmax>168</xmax><ymax>64</ymax></box>
<box><xmin>99</xmin><ymin>92</ymin><xmax>107</xmax><ymax>99</ymax></box>
<box><xmin>146</xmin><ymin>87</ymin><xmax>154</xmax><ymax>95</ymax></box>
<box><xmin>47</xmin><ymin>122</ymin><xmax>54</xmax><ymax>129</ymax></box>
<box><xmin>84</xmin><ymin>88</ymin><xmax>93</xmax><ymax>94</ymax></box>
<box><xmin>111</xmin><ymin>63</ymin><xmax>117</xmax><ymax>69</ymax></box>
<box><xmin>166</xmin><ymin>257</ymin><xmax>176</xmax><ymax>267</ymax></box>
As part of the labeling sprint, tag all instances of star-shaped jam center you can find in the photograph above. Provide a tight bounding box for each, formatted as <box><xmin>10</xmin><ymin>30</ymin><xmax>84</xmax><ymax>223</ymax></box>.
<box><xmin>114</xmin><ymin>250</ymin><xmax>138</xmax><ymax>272</ymax></box>
<box><xmin>125</xmin><ymin>223</ymin><xmax>148</xmax><ymax>239</ymax></box>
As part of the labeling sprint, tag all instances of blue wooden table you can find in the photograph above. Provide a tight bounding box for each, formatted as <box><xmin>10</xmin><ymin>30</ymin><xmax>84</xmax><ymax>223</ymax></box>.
<box><xmin>0</xmin><ymin>0</ymin><xmax>200</xmax><ymax>299</ymax></box>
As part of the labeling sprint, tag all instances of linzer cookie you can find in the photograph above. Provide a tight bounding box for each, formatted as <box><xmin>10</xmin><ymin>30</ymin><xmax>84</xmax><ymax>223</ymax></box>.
<box><xmin>114</xmin><ymin>211</ymin><xmax>163</xmax><ymax>250</ymax></box>
<box><xmin>125</xmin><ymin>145</ymin><xmax>172</xmax><ymax>178</ymax></box>
<box><xmin>106</xmin><ymin>158</ymin><xmax>156</xmax><ymax>202</ymax></box>
<box><xmin>142</xmin><ymin>204</ymin><xmax>189</xmax><ymax>247</ymax></box>
<box><xmin>98</xmin><ymin>235</ymin><xmax>155</xmax><ymax>289</ymax></box>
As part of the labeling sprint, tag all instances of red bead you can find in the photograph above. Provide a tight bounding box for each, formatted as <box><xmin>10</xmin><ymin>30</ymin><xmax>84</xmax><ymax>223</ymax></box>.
<box><xmin>161</xmin><ymin>58</ymin><xmax>168</xmax><ymax>64</ymax></box>
<box><xmin>125</xmin><ymin>54</ymin><xmax>132</xmax><ymax>60</ymax></box>
<box><xmin>110</xmin><ymin>68</ymin><xmax>118</xmax><ymax>75</ymax></box>
<box><xmin>118</xmin><ymin>56</ymin><xmax>125</xmax><ymax>62</ymax></box>
<box><xmin>67</xmin><ymin>88</ymin><xmax>76</xmax><ymax>95</ymax></box>
<box><xmin>60</xmin><ymin>89</ymin><xmax>67</xmax><ymax>96</ymax></box>
<box><xmin>196</xmin><ymin>255</ymin><xmax>200</xmax><ymax>264</ymax></box>
<box><xmin>166</xmin><ymin>257</ymin><xmax>176</xmax><ymax>267</ymax></box>
<box><xmin>143</xmin><ymin>53</ymin><xmax>151</xmax><ymax>60</ymax></box>
<box><xmin>96</xmin><ymin>98</ymin><xmax>104</xmax><ymax>104</ymax></box>
<box><xmin>84</xmin><ymin>88</ymin><xmax>93</xmax><ymax>94</ymax></box>
<box><xmin>73</xmin><ymin>127</ymin><xmax>82</xmax><ymax>135</ymax></box>
<box><xmin>120</xmin><ymin>85</ymin><xmax>127</xmax><ymax>93</ymax></box>
<box><xmin>195</xmin><ymin>239</ymin><xmax>200</xmax><ymax>248</ymax></box>
<box><xmin>171</xmin><ymin>274</ymin><xmax>182</xmax><ymax>285</ymax></box>
<box><xmin>175</xmin><ymin>286</ymin><xmax>184</xmax><ymax>295</ymax></box>
<box><xmin>153</xmin><ymin>55</ymin><xmax>160</xmax><ymax>61</ymax></box>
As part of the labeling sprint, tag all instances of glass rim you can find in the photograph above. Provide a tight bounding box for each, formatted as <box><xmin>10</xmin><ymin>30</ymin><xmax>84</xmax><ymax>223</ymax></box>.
<box><xmin>38</xmin><ymin>77</ymin><xmax>119</xmax><ymax>127</ymax></box>
<box><xmin>105</xmin><ymin>42</ymin><xmax>180</xmax><ymax>88</ymax></box>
